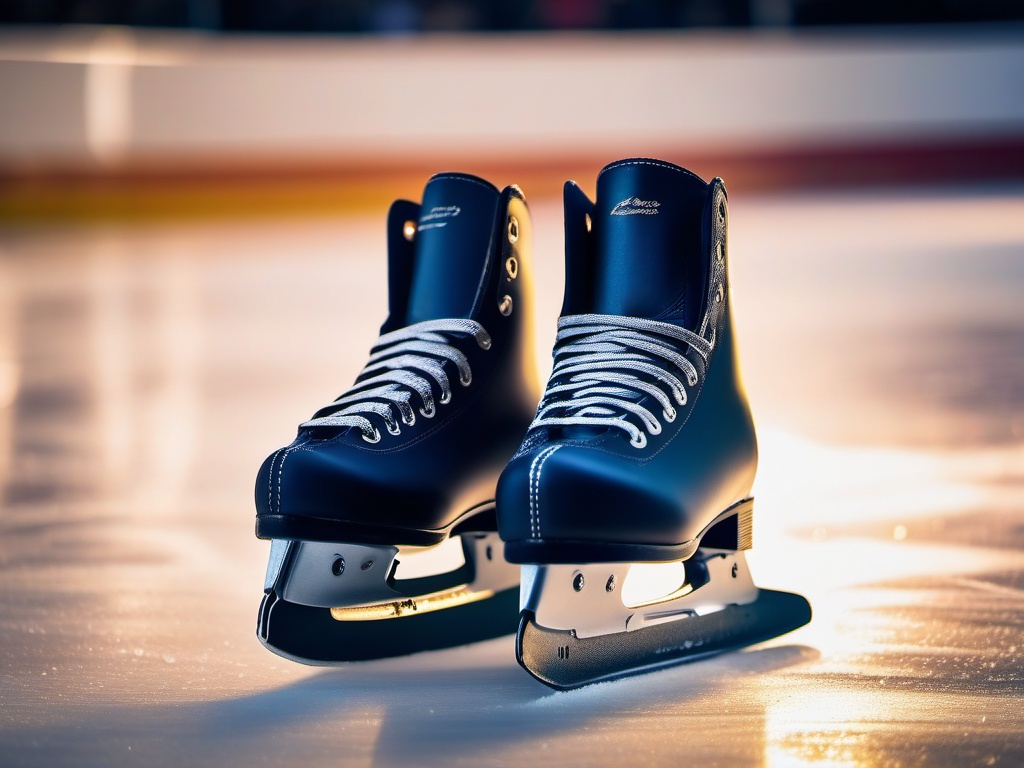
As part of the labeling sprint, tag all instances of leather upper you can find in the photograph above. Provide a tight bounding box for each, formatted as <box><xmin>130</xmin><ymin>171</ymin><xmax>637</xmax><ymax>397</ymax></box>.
<box><xmin>255</xmin><ymin>177</ymin><xmax>539</xmax><ymax>543</ymax></box>
<box><xmin>497</xmin><ymin>160</ymin><xmax>757</xmax><ymax>561</ymax></box>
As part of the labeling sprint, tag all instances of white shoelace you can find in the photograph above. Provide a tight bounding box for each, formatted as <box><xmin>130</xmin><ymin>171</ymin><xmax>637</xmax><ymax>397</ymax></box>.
<box><xmin>301</xmin><ymin>318</ymin><xmax>492</xmax><ymax>443</ymax></box>
<box><xmin>530</xmin><ymin>313</ymin><xmax>712</xmax><ymax>449</ymax></box>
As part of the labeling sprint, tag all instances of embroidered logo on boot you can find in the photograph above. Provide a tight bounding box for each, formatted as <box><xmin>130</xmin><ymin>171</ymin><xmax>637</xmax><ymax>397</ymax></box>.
<box><xmin>610</xmin><ymin>197</ymin><xmax>661</xmax><ymax>216</ymax></box>
<box><xmin>419</xmin><ymin>205</ymin><xmax>461</xmax><ymax>231</ymax></box>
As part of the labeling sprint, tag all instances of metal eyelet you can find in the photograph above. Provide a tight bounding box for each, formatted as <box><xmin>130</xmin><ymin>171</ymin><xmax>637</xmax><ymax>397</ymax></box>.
<box><xmin>403</xmin><ymin>220</ymin><xmax>416</xmax><ymax>241</ymax></box>
<box><xmin>718</xmin><ymin>200</ymin><xmax>726</xmax><ymax>220</ymax></box>
<box><xmin>386</xmin><ymin>423</ymin><xmax>401</xmax><ymax>436</ymax></box>
<box><xmin>663</xmin><ymin>407</ymin><xmax>677</xmax><ymax>422</ymax></box>
<box><xmin>505</xmin><ymin>256</ymin><xmax>518</xmax><ymax>281</ymax></box>
<box><xmin>361</xmin><ymin>428</ymin><xmax>381</xmax><ymax>444</ymax></box>
<box><xmin>419</xmin><ymin>404</ymin><xmax>436</xmax><ymax>419</ymax></box>
<box><xmin>630</xmin><ymin>432</ymin><xmax>648</xmax><ymax>449</ymax></box>
<box><xmin>439</xmin><ymin>390</ymin><xmax>452</xmax><ymax>405</ymax></box>
<box><xmin>499</xmin><ymin>295</ymin><xmax>513</xmax><ymax>316</ymax></box>
<box><xmin>402</xmin><ymin>413</ymin><xmax>416</xmax><ymax>427</ymax></box>
<box><xmin>584</xmin><ymin>213</ymin><xmax>592</xmax><ymax>232</ymax></box>
<box><xmin>715</xmin><ymin>283</ymin><xmax>724</xmax><ymax>303</ymax></box>
<box><xmin>507</xmin><ymin>215</ymin><xmax>519</xmax><ymax>244</ymax></box>
<box><xmin>648</xmin><ymin>421</ymin><xmax>662</xmax><ymax>436</ymax></box>
<box><xmin>460</xmin><ymin>373</ymin><xmax>472</xmax><ymax>387</ymax></box>
<box><xmin>716</xmin><ymin>242</ymin><xmax>724</xmax><ymax>264</ymax></box>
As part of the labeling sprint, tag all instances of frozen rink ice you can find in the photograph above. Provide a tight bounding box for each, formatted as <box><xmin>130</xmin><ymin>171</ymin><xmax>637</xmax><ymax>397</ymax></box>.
<box><xmin>0</xmin><ymin>183</ymin><xmax>1022</xmax><ymax>767</ymax></box>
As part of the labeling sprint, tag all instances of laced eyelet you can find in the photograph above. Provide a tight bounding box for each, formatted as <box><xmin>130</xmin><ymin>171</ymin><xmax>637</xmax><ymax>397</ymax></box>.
<box><xmin>648</xmin><ymin>421</ymin><xmax>662</xmax><ymax>436</ymax></box>
<box><xmin>630</xmin><ymin>432</ymin><xmax>648</xmax><ymax>449</ymax></box>
<box><xmin>715</xmin><ymin>284</ymin><xmax>724</xmax><ymax>303</ymax></box>
<box><xmin>688</xmin><ymin>374</ymin><xmax>698</xmax><ymax>387</ymax></box>
<box><xmin>301</xmin><ymin>318</ymin><xmax>492</xmax><ymax>445</ymax></box>
<box><xmin>663</xmin><ymin>407</ymin><xmax>676</xmax><ymax>422</ymax></box>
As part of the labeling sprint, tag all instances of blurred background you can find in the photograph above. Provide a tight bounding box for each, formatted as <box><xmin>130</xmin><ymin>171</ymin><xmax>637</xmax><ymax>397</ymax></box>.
<box><xmin>2</xmin><ymin>1</ymin><xmax>1024</xmax><ymax>217</ymax></box>
<box><xmin>3</xmin><ymin>0</ymin><xmax>1024</xmax><ymax>32</ymax></box>
<box><xmin>1</xmin><ymin>5</ymin><xmax>1023</xmax><ymax>768</ymax></box>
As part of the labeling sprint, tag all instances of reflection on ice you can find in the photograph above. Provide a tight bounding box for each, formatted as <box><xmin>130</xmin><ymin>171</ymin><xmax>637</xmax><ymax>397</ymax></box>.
<box><xmin>87</xmin><ymin>237</ymin><xmax>203</xmax><ymax>515</ymax></box>
<box><xmin>741</xmin><ymin>425</ymin><xmax>1024</xmax><ymax>767</ymax></box>
<box><xmin>764</xmin><ymin>689</ymin><xmax>880</xmax><ymax>768</ymax></box>
<box><xmin>756</xmin><ymin>428</ymin><xmax>987</xmax><ymax>529</ymax></box>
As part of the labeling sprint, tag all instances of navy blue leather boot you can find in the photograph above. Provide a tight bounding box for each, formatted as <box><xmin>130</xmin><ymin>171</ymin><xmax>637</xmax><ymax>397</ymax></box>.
<box><xmin>256</xmin><ymin>173</ymin><xmax>538</xmax><ymax>664</ymax></box>
<box><xmin>496</xmin><ymin>159</ymin><xmax>810</xmax><ymax>689</ymax></box>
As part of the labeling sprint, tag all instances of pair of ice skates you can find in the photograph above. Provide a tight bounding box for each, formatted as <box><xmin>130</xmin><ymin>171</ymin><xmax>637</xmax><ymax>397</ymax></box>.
<box><xmin>255</xmin><ymin>158</ymin><xmax>811</xmax><ymax>690</ymax></box>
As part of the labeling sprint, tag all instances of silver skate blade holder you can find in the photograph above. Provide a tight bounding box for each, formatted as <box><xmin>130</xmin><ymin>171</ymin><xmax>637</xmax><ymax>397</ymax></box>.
<box><xmin>257</xmin><ymin>531</ymin><xmax>522</xmax><ymax>665</ymax></box>
<box><xmin>267</xmin><ymin>539</ymin><xmax>401</xmax><ymax>608</ymax></box>
<box><xmin>266</xmin><ymin>532</ymin><xmax>519</xmax><ymax>617</ymax></box>
<box><xmin>522</xmin><ymin>549</ymin><xmax>758</xmax><ymax>639</ymax></box>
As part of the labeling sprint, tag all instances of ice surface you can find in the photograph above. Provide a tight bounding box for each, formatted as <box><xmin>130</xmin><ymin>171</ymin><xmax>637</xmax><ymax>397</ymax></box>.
<box><xmin>1</xmin><ymin>185</ymin><xmax>1022</xmax><ymax>767</ymax></box>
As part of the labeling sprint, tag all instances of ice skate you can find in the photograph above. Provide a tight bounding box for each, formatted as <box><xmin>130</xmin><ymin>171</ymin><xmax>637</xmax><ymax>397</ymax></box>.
<box><xmin>255</xmin><ymin>173</ymin><xmax>538</xmax><ymax>664</ymax></box>
<box><xmin>497</xmin><ymin>159</ymin><xmax>811</xmax><ymax>689</ymax></box>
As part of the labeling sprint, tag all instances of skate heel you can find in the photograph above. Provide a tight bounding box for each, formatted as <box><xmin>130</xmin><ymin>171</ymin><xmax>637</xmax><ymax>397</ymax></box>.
<box><xmin>700</xmin><ymin>498</ymin><xmax>753</xmax><ymax>551</ymax></box>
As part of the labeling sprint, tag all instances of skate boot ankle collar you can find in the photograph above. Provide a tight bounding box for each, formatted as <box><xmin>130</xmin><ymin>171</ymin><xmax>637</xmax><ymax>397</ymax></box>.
<box><xmin>406</xmin><ymin>172</ymin><xmax>501</xmax><ymax>324</ymax></box>
<box><xmin>592</xmin><ymin>158</ymin><xmax>708</xmax><ymax>327</ymax></box>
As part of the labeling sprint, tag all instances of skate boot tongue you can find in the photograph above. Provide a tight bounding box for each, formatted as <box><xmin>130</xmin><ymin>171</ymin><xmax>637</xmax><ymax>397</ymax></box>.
<box><xmin>406</xmin><ymin>173</ymin><xmax>500</xmax><ymax>324</ymax></box>
<box><xmin>593</xmin><ymin>159</ymin><xmax>709</xmax><ymax>327</ymax></box>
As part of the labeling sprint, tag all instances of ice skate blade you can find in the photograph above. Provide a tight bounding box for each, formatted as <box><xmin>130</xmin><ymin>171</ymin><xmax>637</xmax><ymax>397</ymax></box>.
<box><xmin>258</xmin><ymin>585</ymin><xmax>519</xmax><ymax>664</ymax></box>
<box><xmin>329</xmin><ymin>584</ymin><xmax>494</xmax><ymax>621</ymax></box>
<box><xmin>516</xmin><ymin>588</ymin><xmax>812</xmax><ymax>690</ymax></box>
<box><xmin>257</xmin><ymin>531</ymin><xmax>520</xmax><ymax>663</ymax></box>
